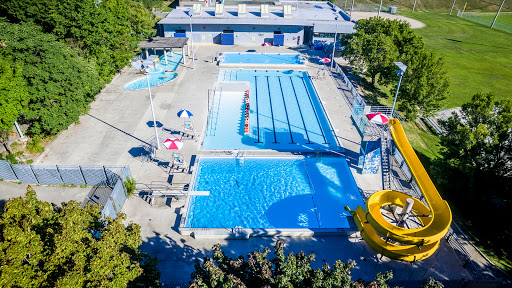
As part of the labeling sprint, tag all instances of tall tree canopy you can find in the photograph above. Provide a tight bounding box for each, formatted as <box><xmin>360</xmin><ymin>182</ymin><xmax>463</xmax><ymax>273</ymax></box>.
<box><xmin>437</xmin><ymin>93</ymin><xmax>512</xmax><ymax>266</ymax></box>
<box><xmin>0</xmin><ymin>21</ymin><xmax>101</xmax><ymax>136</ymax></box>
<box><xmin>0</xmin><ymin>187</ymin><xmax>161</xmax><ymax>287</ymax></box>
<box><xmin>0</xmin><ymin>59</ymin><xmax>29</xmax><ymax>130</ymax></box>
<box><xmin>396</xmin><ymin>49</ymin><xmax>450</xmax><ymax>118</ymax></box>
<box><xmin>341</xmin><ymin>17</ymin><xmax>423</xmax><ymax>86</ymax></box>
<box><xmin>341</xmin><ymin>17</ymin><xmax>450</xmax><ymax>119</ymax></box>
<box><xmin>0</xmin><ymin>0</ymin><xmax>156</xmax><ymax>83</ymax></box>
<box><xmin>191</xmin><ymin>241</ymin><xmax>440</xmax><ymax>287</ymax></box>
<box><xmin>440</xmin><ymin>93</ymin><xmax>512</xmax><ymax>180</ymax></box>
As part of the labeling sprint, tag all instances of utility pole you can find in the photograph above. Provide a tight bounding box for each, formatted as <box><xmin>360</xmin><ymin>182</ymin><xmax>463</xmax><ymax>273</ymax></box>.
<box><xmin>378</xmin><ymin>0</ymin><xmax>383</xmax><ymax>16</ymax></box>
<box><xmin>330</xmin><ymin>23</ymin><xmax>338</xmax><ymax>71</ymax></box>
<box><xmin>491</xmin><ymin>0</ymin><xmax>506</xmax><ymax>28</ymax></box>
<box><xmin>449</xmin><ymin>0</ymin><xmax>456</xmax><ymax>15</ymax></box>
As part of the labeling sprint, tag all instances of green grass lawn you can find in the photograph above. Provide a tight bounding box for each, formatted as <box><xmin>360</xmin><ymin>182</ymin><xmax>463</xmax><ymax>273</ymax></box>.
<box><xmin>399</xmin><ymin>11</ymin><xmax>512</xmax><ymax>108</ymax></box>
<box><xmin>477</xmin><ymin>13</ymin><xmax>512</xmax><ymax>25</ymax></box>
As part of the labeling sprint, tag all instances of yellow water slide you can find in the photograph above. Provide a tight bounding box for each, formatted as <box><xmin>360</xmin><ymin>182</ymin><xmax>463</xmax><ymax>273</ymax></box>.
<box><xmin>346</xmin><ymin>119</ymin><xmax>452</xmax><ymax>261</ymax></box>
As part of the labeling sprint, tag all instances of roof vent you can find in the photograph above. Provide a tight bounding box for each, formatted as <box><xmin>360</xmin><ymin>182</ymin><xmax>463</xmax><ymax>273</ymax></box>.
<box><xmin>192</xmin><ymin>3</ymin><xmax>202</xmax><ymax>16</ymax></box>
<box><xmin>215</xmin><ymin>3</ymin><xmax>224</xmax><ymax>17</ymax></box>
<box><xmin>282</xmin><ymin>4</ymin><xmax>292</xmax><ymax>18</ymax></box>
<box><xmin>260</xmin><ymin>4</ymin><xmax>269</xmax><ymax>18</ymax></box>
<box><xmin>238</xmin><ymin>4</ymin><xmax>247</xmax><ymax>17</ymax></box>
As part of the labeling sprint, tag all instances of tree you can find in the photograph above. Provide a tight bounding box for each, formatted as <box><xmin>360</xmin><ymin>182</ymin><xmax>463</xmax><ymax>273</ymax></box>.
<box><xmin>395</xmin><ymin>49</ymin><xmax>450</xmax><ymax>119</ymax></box>
<box><xmin>0</xmin><ymin>187</ymin><xmax>161</xmax><ymax>287</ymax></box>
<box><xmin>0</xmin><ymin>0</ymin><xmax>156</xmax><ymax>83</ymax></box>
<box><xmin>342</xmin><ymin>32</ymin><xmax>398</xmax><ymax>85</ymax></box>
<box><xmin>190</xmin><ymin>240</ymin><xmax>394</xmax><ymax>287</ymax></box>
<box><xmin>440</xmin><ymin>93</ymin><xmax>512</xmax><ymax>180</ymax></box>
<box><xmin>0</xmin><ymin>21</ymin><xmax>101</xmax><ymax>136</ymax></box>
<box><xmin>341</xmin><ymin>17</ymin><xmax>423</xmax><ymax>86</ymax></box>
<box><xmin>0</xmin><ymin>59</ymin><xmax>29</xmax><ymax>130</ymax></box>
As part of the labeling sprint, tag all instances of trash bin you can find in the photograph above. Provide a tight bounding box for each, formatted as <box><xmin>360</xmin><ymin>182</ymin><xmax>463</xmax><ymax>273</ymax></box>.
<box><xmin>388</xmin><ymin>6</ymin><xmax>398</xmax><ymax>14</ymax></box>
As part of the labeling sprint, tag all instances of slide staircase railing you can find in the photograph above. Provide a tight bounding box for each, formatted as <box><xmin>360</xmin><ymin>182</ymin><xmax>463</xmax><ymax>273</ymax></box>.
<box><xmin>380</xmin><ymin>126</ymin><xmax>392</xmax><ymax>190</ymax></box>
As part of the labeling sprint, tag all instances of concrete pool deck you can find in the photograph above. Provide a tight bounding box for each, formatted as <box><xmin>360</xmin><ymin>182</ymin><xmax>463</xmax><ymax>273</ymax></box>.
<box><xmin>26</xmin><ymin>44</ymin><xmax>506</xmax><ymax>283</ymax></box>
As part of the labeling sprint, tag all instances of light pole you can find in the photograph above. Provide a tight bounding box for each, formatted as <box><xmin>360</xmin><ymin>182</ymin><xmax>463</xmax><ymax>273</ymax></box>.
<box><xmin>132</xmin><ymin>57</ymin><xmax>160</xmax><ymax>150</ymax></box>
<box><xmin>491</xmin><ymin>0</ymin><xmax>506</xmax><ymax>29</ymax></box>
<box><xmin>449</xmin><ymin>0</ymin><xmax>456</xmax><ymax>15</ymax></box>
<box><xmin>330</xmin><ymin>23</ymin><xmax>338</xmax><ymax>71</ymax></box>
<box><xmin>189</xmin><ymin>13</ymin><xmax>195</xmax><ymax>69</ymax></box>
<box><xmin>391</xmin><ymin>62</ymin><xmax>407</xmax><ymax>118</ymax></box>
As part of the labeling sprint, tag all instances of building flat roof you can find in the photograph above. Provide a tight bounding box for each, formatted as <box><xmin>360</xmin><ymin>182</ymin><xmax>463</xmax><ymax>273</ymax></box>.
<box><xmin>158</xmin><ymin>1</ymin><xmax>355</xmax><ymax>33</ymax></box>
<box><xmin>139</xmin><ymin>37</ymin><xmax>189</xmax><ymax>49</ymax></box>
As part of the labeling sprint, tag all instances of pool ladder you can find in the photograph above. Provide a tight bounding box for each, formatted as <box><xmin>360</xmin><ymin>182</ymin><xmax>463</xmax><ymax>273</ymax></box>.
<box><xmin>208</xmin><ymin>87</ymin><xmax>222</xmax><ymax>136</ymax></box>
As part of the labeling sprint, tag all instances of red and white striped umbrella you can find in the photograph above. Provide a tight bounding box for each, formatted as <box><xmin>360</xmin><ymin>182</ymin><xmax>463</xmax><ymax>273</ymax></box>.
<box><xmin>163</xmin><ymin>138</ymin><xmax>183</xmax><ymax>150</ymax></box>
<box><xmin>319</xmin><ymin>57</ymin><xmax>331</xmax><ymax>64</ymax></box>
<box><xmin>262</xmin><ymin>42</ymin><xmax>271</xmax><ymax>46</ymax></box>
<box><xmin>366</xmin><ymin>112</ymin><xmax>390</xmax><ymax>125</ymax></box>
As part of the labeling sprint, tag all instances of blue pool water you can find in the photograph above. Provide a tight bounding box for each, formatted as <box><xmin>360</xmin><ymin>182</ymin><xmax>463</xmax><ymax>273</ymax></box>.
<box><xmin>186</xmin><ymin>157</ymin><xmax>363</xmax><ymax>229</ymax></box>
<box><xmin>203</xmin><ymin>69</ymin><xmax>337</xmax><ymax>151</ymax></box>
<box><xmin>124</xmin><ymin>52</ymin><xmax>182</xmax><ymax>90</ymax></box>
<box><xmin>124</xmin><ymin>72</ymin><xmax>177</xmax><ymax>90</ymax></box>
<box><xmin>221</xmin><ymin>53</ymin><xmax>304</xmax><ymax>65</ymax></box>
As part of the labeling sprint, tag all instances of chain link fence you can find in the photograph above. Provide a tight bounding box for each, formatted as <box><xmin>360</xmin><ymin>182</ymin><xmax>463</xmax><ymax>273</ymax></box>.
<box><xmin>0</xmin><ymin>160</ymin><xmax>131</xmax><ymax>219</ymax></box>
<box><xmin>458</xmin><ymin>12</ymin><xmax>512</xmax><ymax>33</ymax></box>
<box><xmin>333</xmin><ymin>1</ymin><xmax>395</xmax><ymax>13</ymax></box>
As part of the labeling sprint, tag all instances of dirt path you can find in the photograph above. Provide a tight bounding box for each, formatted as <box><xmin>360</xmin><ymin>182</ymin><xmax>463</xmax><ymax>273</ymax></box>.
<box><xmin>349</xmin><ymin>12</ymin><xmax>426</xmax><ymax>28</ymax></box>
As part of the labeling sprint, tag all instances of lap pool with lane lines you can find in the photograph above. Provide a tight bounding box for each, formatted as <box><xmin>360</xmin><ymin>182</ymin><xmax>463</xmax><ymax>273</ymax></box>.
<box><xmin>203</xmin><ymin>70</ymin><xmax>338</xmax><ymax>151</ymax></box>
<box><xmin>219</xmin><ymin>53</ymin><xmax>305</xmax><ymax>65</ymax></box>
<box><xmin>185</xmin><ymin>157</ymin><xmax>363</xmax><ymax>229</ymax></box>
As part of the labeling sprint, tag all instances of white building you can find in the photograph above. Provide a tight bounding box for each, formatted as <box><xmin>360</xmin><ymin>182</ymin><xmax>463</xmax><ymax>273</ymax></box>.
<box><xmin>157</xmin><ymin>1</ymin><xmax>355</xmax><ymax>46</ymax></box>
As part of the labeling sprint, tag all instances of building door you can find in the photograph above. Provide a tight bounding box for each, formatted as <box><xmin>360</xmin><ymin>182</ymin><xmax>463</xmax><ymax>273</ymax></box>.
<box><xmin>221</xmin><ymin>30</ymin><xmax>234</xmax><ymax>45</ymax></box>
<box><xmin>174</xmin><ymin>29</ymin><xmax>186</xmax><ymax>38</ymax></box>
<box><xmin>273</xmin><ymin>31</ymin><xmax>284</xmax><ymax>46</ymax></box>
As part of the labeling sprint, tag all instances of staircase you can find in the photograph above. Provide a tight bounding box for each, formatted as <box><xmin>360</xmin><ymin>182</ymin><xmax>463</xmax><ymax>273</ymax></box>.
<box><xmin>380</xmin><ymin>127</ymin><xmax>392</xmax><ymax>190</ymax></box>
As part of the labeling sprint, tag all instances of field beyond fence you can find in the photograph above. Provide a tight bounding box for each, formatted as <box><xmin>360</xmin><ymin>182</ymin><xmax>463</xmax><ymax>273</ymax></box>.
<box><xmin>458</xmin><ymin>12</ymin><xmax>512</xmax><ymax>33</ymax></box>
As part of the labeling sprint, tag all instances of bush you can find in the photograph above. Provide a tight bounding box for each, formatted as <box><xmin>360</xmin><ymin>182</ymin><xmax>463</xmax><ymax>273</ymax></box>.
<box><xmin>124</xmin><ymin>177</ymin><xmax>136</xmax><ymax>197</ymax></box>
<box><xmin>26</xmin><ymin>137</ymin><xmax>44</xmax><ymax>153</ymax></box>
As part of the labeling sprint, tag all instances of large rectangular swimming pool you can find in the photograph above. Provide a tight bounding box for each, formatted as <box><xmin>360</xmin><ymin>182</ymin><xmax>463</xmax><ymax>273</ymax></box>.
<box><xmin>203</xmin><ymin>70</ymin><xmax>338</xmax><ymax>151</ymax></box>
<box><xmin>220</xmin><ymin>53</ymin><xmax>304</xmax><ymax>65</ymax></box>
<box><xmin>185</xmin><ymin>157</ymin><xmax>363</xmax><ymax>229</ymax></box>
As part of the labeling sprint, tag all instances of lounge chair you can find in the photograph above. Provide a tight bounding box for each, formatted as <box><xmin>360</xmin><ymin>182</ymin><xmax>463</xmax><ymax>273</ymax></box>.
<box><xmin>183</xmin><ymin>120</ymin><xmax>197</xmax><ymax>139</ymax></box>
<box><xmin>171</xmin><ymin>152</ymin><xmax>187</xmax><ymax>173</ymax></box>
